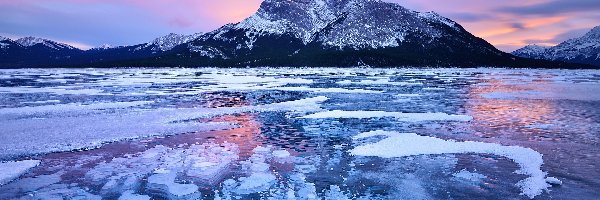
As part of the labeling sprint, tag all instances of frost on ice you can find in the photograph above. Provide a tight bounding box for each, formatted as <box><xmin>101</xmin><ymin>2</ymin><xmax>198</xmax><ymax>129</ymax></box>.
<box><xmin>300</xmin><ymin>110</ymin><xmax>473</xmax><ymax>122</ymax></box>
<box><xmin>350</xmin><ymin>131</ymin><xmax>551</xmax><ymax>199</ymax></box>
<box><xmin>0</xmin><ymin>160</ymin><xmax>40</xmax><ymax>185</ymax></box>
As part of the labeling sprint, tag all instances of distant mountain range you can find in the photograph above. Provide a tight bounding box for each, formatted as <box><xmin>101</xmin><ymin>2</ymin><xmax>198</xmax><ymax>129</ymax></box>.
<box><xmin>512</xmin><ymin>26</ymin><xmax>600</xmax><ymax>67</ymax></box>
<box><xmin>0</xmin><ymin>0</ymin><xmax>592</xmax><ymax>68</ymax></box>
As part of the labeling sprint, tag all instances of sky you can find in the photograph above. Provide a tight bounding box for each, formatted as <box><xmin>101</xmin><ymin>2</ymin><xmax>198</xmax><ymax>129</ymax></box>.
<box><xmin>0</xmin><ymin>0</ymin><xmax>598</xmax><ymax>52</ymax></box>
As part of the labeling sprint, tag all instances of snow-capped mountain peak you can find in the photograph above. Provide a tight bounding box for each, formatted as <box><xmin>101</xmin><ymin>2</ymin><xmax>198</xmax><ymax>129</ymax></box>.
<box><xmin>586</xmin><ymin>26</ymin><xmax>600</xmax><ymax>37</ymax></box>
<box><xmin>15</xmin><ymin>37</ymin><xmax>45</xmax><ymax>47</ymax></box>
<box><xmin>15</xmin><ymin>37</ymin><xmax>76</xmax><ymax>50</ymax></box>
<box><xmin>223</xmin><ymin>0</ymin><xmax>463</xmax><ymax>50</ymax></box>
<box><xmin>0</xmin><ymin>36</ymin><xmax>11</xmax><ymax>49</ymax></box>
<box><xmin>512</xmin><ymin>25</ymin><xmax>600</xmax><ymax>66</ymax></box>
<box><xmin>93</xmin><ymin>44</ymin><xmax>113</xmax><ymax>50</ymax></box>
<box><xmin>512</xmin><ymin>44</ymin><xmax>549</xmax><ymax>59</ymax></box>
<box><xmin>146</xmin><ymin>33</ymin><xmax>203</xmax><ymax>52</ymax></box>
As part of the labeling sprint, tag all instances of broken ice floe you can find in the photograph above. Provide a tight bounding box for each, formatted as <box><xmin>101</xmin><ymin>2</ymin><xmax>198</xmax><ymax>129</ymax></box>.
<box><xmin>350</xmin><ymin>131</ymin><xmax>550</xmax><ymax>199</ymax></box>
<box><xmin>86</xmin><ymin>142</ymin><xmax>239</xmax><ymax>199</ymax></box>
<box><xmin>0</xmin><ymin>160</ymin><xmax>40</xmax><ymax>185</ymax></box>
<box><xmin>300</xmin><ymin>110</ymin><xmax>473</xmax><ymax>122</ymax></box>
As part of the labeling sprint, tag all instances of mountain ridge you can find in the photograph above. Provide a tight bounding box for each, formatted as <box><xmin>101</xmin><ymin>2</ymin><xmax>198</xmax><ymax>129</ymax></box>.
<box><xmin>512</xmin><ymin>25</ymin><xmax>600</xmax><ymax>66</ymax></box>
<box><xmin>0</xmin><ymin>0</ymin><xmax>593</xmax><ymax>68</ymax></box>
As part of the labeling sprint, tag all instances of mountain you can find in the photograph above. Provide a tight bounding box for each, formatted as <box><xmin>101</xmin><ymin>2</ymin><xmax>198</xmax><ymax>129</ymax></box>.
<box><xmin>0</xmin><ymin>0</ymin><xmax>590</xmax><ymax>68</ymax></box>
<box><xmin>81</xmin><ymin>33</ymin><xmax>203</xmax><ymax>64</ymax></box>
<box><xmin>0</xmin><ymin>33</ymin><xmax>203</xmax><ymax>67</ymax></box>
<box><xmin>512</xmin><ymin>26</ymin><xmax>600</xmax><ymax>66</ymax></box>
<box><xmin>0</xmin><ymin>37</ymin><xmax>83</xmax><ymax>67</ymax></box>
<box><xmin>128</xmin><ymin>0</ymin><xmax>579</xmax><ymax>68</ymax></box>
<box><xmin>165</xmin><ymin>0</ymin><xmax>515</xmax><ymax>66</ymax></box>
<box><xmin>512</xmin><ymin>44</ymin><xmax>549</xmax><ymax>60</ymax></box>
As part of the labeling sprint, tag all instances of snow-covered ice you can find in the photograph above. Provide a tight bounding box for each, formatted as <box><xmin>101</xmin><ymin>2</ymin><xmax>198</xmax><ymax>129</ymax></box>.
<box><xmin>350</xmin><ymin>131</ymin><xmax>550</xmax><ymax>198</ymax></box>
<box><xmin>0</xmin><ymin>68</ymin><xmax>598</xmax><ymax>199</ymax></box>
<box><xmin>0</xmin><ymin>160</ymin><xmax>40</xmax><ymax>185</ymax></box>
<box><xmin>0</xmin><ymin>101</ymin><xmax>153</xmax><ymax>117</ymax></box>
<box><xmin>0</xmin><ymin>96</ymin><xmax>327</xmax><ymax>159</ymax></box>
<box><xmin>453</xmin><ymin>169</ymin><xmax>487</xmax><ymax>182</ymax></box>
<box><xmin>300</xmin><ymin>110</ymin><xmax>473</xmax><ymax>122</ymax></box>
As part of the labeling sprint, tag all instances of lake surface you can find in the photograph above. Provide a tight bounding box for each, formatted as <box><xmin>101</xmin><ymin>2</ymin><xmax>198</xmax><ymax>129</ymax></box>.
<box><xmin>0</xmin><ymin>68</ymin><xmax>599</xmax><ymax>199</ymax></box>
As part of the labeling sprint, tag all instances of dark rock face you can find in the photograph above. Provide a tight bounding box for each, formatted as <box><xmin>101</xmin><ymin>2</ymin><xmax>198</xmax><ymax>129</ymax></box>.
<box><xmin>513</xmin><ymin>26</ymin><xmax>600</xmax><ymax>67</ymax></box>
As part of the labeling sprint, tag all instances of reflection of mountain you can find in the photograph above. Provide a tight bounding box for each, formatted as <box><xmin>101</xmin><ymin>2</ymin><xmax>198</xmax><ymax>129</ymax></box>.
<box><xmin>0</xmin><ymin>0</ymin><xmax>585</xmax><ymax>68</ymax></box>
<box><xmin>512</xmin><ymin>26</ymin><xmax>600</xmax><ymax>67</ymax></box>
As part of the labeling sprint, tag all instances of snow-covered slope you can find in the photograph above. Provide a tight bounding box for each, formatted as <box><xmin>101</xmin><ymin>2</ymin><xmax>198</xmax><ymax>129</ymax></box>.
<box><xmin>512</xmin><ymin>45</ymin><xmax>549</xmax><ymax>60</ymax></box>
<box><xmin>513</xmin><ymin>26</ymin><xmax>600</xmax><ymax>66</ymax></box>
<box><xmin>92</xmin><ymin>44</ymin><xmax>114</xmax><ymax>50</ymax></box>
<box><xmin>179</xmin><ymin>0</ymin><xmax>523</xmax><ymax>67</ymax></box>
<box><xmin>15</xmin><ymin>37</ymin><xmax>76</xmax><ymax>50</ymax></box>
<box><xmin>211</xmin><ymin>0</ymin><xmax>462</xmax><ymax>50</ymax></box>
<box><xmin>0</xmin><ymin>37</ymin><xmax>12</xmax><ymax>49</ymax></box>
<box><xmin>139</xmin><ymin>33</ymin><xmax>203</xmax><ymax>52</ymax></box>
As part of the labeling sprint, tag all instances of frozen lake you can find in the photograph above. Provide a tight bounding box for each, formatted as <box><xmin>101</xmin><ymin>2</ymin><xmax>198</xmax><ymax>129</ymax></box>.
<box><xmin>0</xmin><ymin>68</ymin><xmax>599</xmax><ymax>199</ymax></box>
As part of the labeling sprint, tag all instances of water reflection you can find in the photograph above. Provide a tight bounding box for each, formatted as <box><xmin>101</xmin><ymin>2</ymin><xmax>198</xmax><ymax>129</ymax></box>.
<box><xmin>466</xmin><ymin>78</ymin><xmax>556</xmax><ymax>140</ymax></box>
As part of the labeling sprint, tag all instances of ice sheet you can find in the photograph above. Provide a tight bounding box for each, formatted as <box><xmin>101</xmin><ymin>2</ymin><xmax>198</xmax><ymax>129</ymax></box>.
<box><xmin>300</xmin><ymin>110</ymin><xmax>473</xmax><ymax>122</ymax></box>
<box><xmin>350</xmin><ymin>131</ymin><xmax>550</xmax><ymax>199</ymax></box>
<box><xmin>0</xmin><ymin>101</ymin><xmax>153</xmax><ymax>117</ymax></box>
<box><xmin>0</xmin><ymin>96</ymin><xmax>327</xmax><ymax>159</ymax></box>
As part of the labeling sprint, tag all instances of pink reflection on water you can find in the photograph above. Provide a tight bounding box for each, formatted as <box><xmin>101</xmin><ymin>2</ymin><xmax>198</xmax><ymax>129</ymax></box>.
<box><xmin>465</xmin><ymin>78</ymin><xmax>557</xmax><ymax>141</ymax></box>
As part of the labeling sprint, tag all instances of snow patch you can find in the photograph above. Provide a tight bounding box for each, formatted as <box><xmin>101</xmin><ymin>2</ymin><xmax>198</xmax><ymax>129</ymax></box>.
<box><xmin>350</xmin><ymin>131</ymin><xmax>550</xmax><ymax>199</ymax></box>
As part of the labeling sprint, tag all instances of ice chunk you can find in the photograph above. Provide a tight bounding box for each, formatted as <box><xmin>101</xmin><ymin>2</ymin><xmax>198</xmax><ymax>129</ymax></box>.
<box><xmin>300</xmin><ymin>110</ymin><xmax>473</xmax><ymax>122</ymax></box>
<box><xmin>22</xmin><ymin>184</ymin><xmax>102</xmax><ymax>200</ymax></box>
<box><xmin>324</xmin><ymin>185</ymin><xmax>351</xmax><ymax>200</ymax></box>
<box><xmin>272</xmin><ymin>150</ymin><xmax>291</xmax><ymax>158</ymax></box>
<box><xmin>545</xmin><ymin>177</ymin><xmax>562</xmax><ymax>186</ymax></box>
<box><xmin>235</xmin><ymin>172</ymin><xmax>277</xmax><ymax>195</ymax></box>
<box><xmin>350</xmin><ymin>131</ymin><xmax>550</xmax><ymax>199</ymax></box>
<box><xmin>0</xmin><ymin>160</ymin><xmax>40</xmax><ymax>185</ymax></box>
<box><xmin>119</xmin><ymin>190</ymin><xmax>151</xmax><ymax>200</ymax></box>
<box><xmin>1</xmin><ymin>171</ymin><xmax>63</xmax><ymax>193</ymax></box>
<box><xmin>453</xmin><ymin>169</ymin><xmax>487</xmax><ymax>182</ymax></box>
<box><xmin>146</xmin><ymin>172</ymin><xmax>201</xmax><ymax>199</ymax></box>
